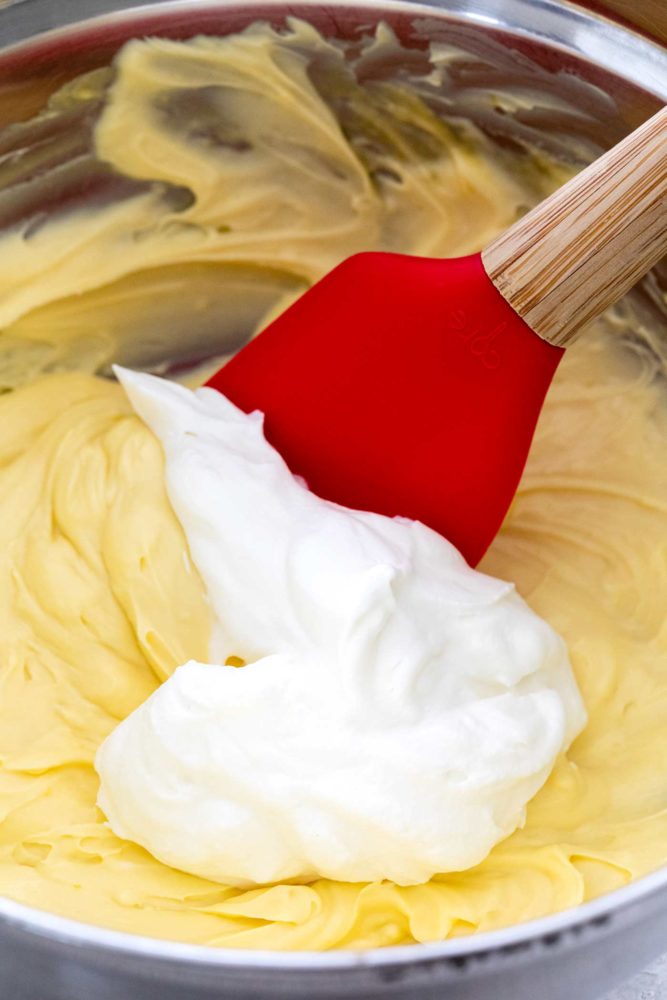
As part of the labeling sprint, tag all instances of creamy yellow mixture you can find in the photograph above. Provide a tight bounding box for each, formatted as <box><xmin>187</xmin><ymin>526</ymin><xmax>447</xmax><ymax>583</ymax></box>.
<box><xmin>0</xmin><ymin>21</ymin><xmax>666</xmax><ymax>949</ymax></box>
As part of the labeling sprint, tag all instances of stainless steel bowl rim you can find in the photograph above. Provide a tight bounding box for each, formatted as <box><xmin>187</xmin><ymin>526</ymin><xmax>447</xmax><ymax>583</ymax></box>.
<box><xmin>2</xmin><ymin>861</ymin><xmax>667</xmax><ymax>970</ymax></box>
<box><xmin>0</xmin><ymin>0</ymin><xmax>665</xmax><ymax>974</ymax></box>
<box><xmin>2</xmin><ymin>0</ymin><xmax>667</xmax><ymax>99</ymax></box>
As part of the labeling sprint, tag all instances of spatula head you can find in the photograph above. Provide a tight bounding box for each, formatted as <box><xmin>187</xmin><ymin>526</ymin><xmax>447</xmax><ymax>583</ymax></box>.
<box><xmin>207</xmin><ymin>252</ymin><xmax>562</xmax><ymax>565</ymax></box>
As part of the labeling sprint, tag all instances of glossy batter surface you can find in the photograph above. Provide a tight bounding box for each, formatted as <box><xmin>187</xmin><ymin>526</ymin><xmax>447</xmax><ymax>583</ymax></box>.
<box><xmin>0</xmin><ymin>22</ymin><xmax>666</xmax><ymax>949</ymax></box>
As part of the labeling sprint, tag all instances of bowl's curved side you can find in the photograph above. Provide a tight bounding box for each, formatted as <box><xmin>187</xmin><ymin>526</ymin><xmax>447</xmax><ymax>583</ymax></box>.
<box><xmin>0</xmin><ymin>0</ymin><xmax>666</xmax><ymax>90</ymax></box>
<box><xmin>0</xmin><ymin>0</ymin><xmax>666</xmax><ymax>103</ymax></box>
<box><xmin>2</xmin><ymin>861</ymin><xmax>667</xmax><ymax>999</ymax></box>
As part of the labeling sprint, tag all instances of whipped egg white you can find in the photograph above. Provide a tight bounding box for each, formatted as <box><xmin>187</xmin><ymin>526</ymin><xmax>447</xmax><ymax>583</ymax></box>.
<box><xmin>95</xmin><ymin>367</ymin><xmax>586</xmax><ymax>887</ymax></box>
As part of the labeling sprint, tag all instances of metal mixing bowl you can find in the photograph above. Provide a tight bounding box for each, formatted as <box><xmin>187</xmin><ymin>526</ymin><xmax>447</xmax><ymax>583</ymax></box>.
<box><xmin>0</xmin><ymin>2</ymin><xmax>665</xmax><ymax>998</ymax></box>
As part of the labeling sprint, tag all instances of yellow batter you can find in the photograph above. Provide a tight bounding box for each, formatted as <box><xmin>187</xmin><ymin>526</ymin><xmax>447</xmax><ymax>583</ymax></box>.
<box><xmin>0</xmin><ymin>21</ymin><xmax>666</xmax><ymax>949</ymax></box>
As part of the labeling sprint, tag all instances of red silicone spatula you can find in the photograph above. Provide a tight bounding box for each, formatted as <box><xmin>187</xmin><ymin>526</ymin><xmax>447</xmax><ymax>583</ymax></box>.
<box><xmin>207</xmin><ymin>107</ymin><xmax>667</xmax><ymax>566</ymax></box>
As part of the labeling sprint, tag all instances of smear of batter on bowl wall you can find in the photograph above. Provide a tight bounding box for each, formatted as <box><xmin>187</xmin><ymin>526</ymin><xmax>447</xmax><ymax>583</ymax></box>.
<box><xmin>0</xmin><ymin>19</ymin><xmax>666</xmax><ymax>950</ymax></box>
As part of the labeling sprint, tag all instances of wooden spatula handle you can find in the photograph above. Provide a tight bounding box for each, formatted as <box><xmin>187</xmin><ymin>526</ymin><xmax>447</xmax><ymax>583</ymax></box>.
<box><xmin>482</xmin><ymin>106</ymin><xmax>667</xmax><ymax>347</ymax></box>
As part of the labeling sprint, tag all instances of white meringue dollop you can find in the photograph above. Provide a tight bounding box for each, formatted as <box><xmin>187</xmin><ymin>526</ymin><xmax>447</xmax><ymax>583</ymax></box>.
<box><xmin>95</xmin><ymin>367</ymin><xmax>586</xmax><ymax>887</ymax></box>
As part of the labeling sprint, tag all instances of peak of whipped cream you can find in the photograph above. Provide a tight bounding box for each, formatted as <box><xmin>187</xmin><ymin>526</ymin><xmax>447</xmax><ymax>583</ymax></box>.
<box><xmin>95</xmin><ymin>367</ymin><xmax>586</xmax><ymax>887</ymax></box>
